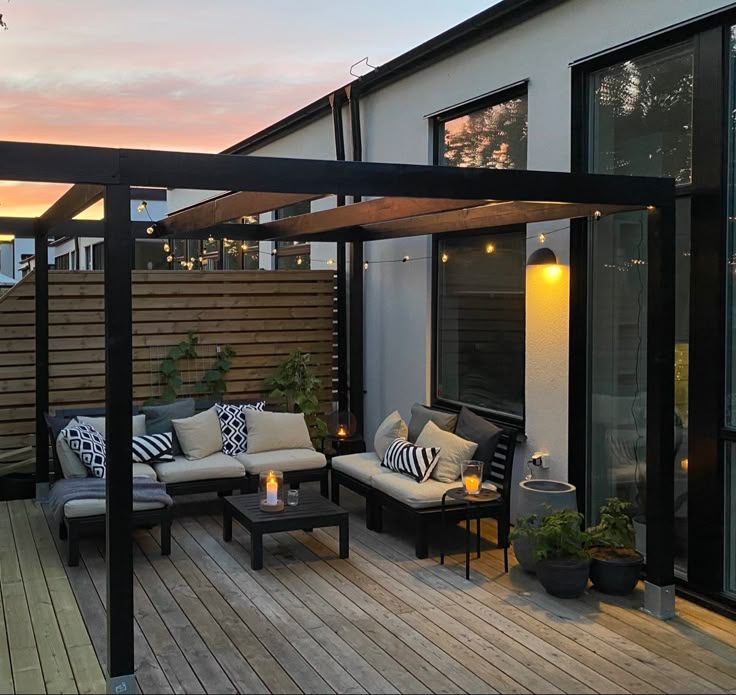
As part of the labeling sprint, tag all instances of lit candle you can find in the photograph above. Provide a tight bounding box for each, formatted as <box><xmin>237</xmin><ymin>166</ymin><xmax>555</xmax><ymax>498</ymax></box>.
<box><xmin>336</xmin><ymin>425</ymin><xmax>348</xmax><ymax>439</ymax></box>
<box><xmin>464</xmin><ymin>474</ymin><xmax>481</xmax><ymax>494</ymax></box>
<box><xmin>266</xmin><ymin>474</ymin><xmax>278</xmax><ymax>506</ymax></box>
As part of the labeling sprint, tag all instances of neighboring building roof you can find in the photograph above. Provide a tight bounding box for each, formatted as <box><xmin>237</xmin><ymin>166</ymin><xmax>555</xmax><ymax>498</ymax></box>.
<box><xmin>222</xmin><ymin>0</ymin><xmax>565</xmax><ymax>155</ymax></box>
<box><xmin>0</xmin><ymin>272</ymin><xmax>17</xmax><ymax>286</ymax></box>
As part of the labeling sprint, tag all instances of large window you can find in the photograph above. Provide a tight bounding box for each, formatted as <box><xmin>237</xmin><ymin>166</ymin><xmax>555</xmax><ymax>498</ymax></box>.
<box><xmin>433</xmin><ymin>88</ymin><xmax>528</xmax><ymax>421</ymax></box>
<box><xmin>586</xmin><ymin>42</ymin><xmax>694</xmax><ymax>574</ymax></box>
<box><xmin>590</xmin><ymin>43</ymin><xmax>694</xmax><ymax>185</ymax></box>
<box><xmin>436</xmin><ymin>88</ymin><xmax>528</xmax><ymax>170</ymax></box>
<box><xmin>435</xmin><ymin>230</ymin><xmax>526</xmax><ymax>421</ymax></box>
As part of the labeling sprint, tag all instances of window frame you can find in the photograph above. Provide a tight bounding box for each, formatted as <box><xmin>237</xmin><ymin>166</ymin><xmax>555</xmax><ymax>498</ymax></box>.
<box><xmin>431</xmin><ymin>81</ymin><xmax>529</xmax><ymax>168</ymax></box>
<box><xmin>430</xmin><ymin>226</ymin><xmax>526</xmax><ymax>429</ymax></box>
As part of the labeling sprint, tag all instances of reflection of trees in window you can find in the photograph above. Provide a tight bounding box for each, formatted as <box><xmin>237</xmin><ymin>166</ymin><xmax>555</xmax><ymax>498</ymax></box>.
<box><xmin>441</xmin><ymin>96</ymin><xmax>527</xmax><ymax>170</ymax></box>
<box><xmin>592</xmin><ymin>43</ymin><xmax>693</xmax><ymax>184</ymax></box>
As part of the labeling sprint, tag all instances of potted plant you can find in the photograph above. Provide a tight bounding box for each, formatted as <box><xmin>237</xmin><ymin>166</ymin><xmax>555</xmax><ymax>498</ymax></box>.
<box><xmin>509</xmin><ymin>513</ymin><xmax>541</xmax><ymax>573</ymax></box>
<box><xmin>587</xmin><ymin>497</ymin><xmax>645</xmax><ymax>595</ymax></box>
<box><xmin>266</xmin><ymin>350</ymin><xmax>328</xmax><ymax>442</ymax></box>
<box><xmin>532</xmin><ymin>509</ymin><xmax>591</xmax><ymax>598</ymax></box>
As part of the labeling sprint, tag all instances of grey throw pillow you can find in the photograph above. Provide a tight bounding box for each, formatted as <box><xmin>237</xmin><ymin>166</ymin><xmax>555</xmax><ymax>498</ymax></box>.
<box><xmin>407</xmin><ymin>403</ymin><xmax>458</xmax><ymax>443</ymax></box>
<box><xmin>454</xmin><ymin>406</ymin><xmax>503</xmax><ymax>467</ymax></box>
<box><xmin>142</xmin><ymin>398</ymin><xmax>196</xmax><ymax>456</ymax></box>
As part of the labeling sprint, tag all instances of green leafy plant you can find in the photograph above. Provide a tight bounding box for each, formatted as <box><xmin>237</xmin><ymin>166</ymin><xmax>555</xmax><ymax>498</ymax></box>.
<box><xmin>158</xmin><ymin>333</ymin><xmax>199</xmax><ymax>403</ymax></box>
<box><xmin>196</xmin><ymin>345</ymin><xmax>235</xmax><ymax>401</ymax></box>
<box><xmin>516</xmin><ymin>509</ymin><xmax>591</xmax><ymax>562</ymax></box>
<box><xmin>151</xmin><ymin>332</ymin><xmax>235</xmax><ymax>404</ymax></box>
<box><xmin>266</xmin><ymin>350</ymin><xmax>327</xmax><ymax>437</ymax></box>
<box><xmin>509</xmin><ymin>513</ymin><xmax>540</xmax><ymax>541</ymax></box>
<box><xmin>587</xmin><ymin>497</ymin><xmax>636</xmax><ymax>549</ymax></box>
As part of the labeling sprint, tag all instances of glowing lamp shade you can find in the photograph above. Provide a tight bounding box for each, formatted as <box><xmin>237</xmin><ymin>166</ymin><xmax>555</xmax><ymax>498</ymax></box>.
<box><xmin>327</xmin><ymin>410</ymin><xmax>357</xmax><ymax>439</ymax></box>
<box><xmin>527</xmin><ymin>247</ymin><xmax>561</xmax><ymax>282</ymax></box>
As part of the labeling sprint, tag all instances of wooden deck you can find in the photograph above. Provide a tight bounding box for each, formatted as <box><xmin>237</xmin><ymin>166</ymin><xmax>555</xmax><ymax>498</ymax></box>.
<box><xmin>3</xmin><ymin>487</ymin><xmax>736</xmax><ymax>694</ymax></box>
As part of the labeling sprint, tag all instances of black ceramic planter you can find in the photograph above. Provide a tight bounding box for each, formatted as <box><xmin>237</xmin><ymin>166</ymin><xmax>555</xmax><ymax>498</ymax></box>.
<box><xmin>589</xmin><ymin>549</ymin><xmax>644</xmax><ymax>596</ymax></box>
<box><xmin>537</xmin><ymin>558</ymin><xmax>590</xmax><ymax>598</ymax></box>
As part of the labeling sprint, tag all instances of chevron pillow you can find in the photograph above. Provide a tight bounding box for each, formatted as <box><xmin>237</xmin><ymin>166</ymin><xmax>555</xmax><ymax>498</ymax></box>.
<box><xmin>215</xmin><ymin>401</ymin><xmax>265</xmax><ymax>456</ymax></box>
<box><xmin>131</xmin><ymin>433</ymin><xmax>174</xmax><ymax>463</ymax></box>
<box><xmin>62</xmin><ymin>423</ymin><xmax>107</xmax><ymax>479</ymax></box>
<box><xmin>380</xmin><ymin>437</ymin><xmax>441</xmax><ymax>483</ymax></box>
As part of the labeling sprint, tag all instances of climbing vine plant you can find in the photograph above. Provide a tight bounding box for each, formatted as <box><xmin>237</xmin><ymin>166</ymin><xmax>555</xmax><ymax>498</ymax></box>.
<box><xmin>154</xmin><ymin>332</ymin><xmax>235</xmax><ymax>403</ymax></box>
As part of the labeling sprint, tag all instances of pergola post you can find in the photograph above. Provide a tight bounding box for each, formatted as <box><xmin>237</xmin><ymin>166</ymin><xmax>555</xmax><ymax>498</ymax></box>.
<box><xmin>348</xmin><ymin>239</ymin><xmax>364</xmax><ymax>436</ymax></box>
<box><xmin>644</xmin><ymin>202</ymin><xmax>677</xmax><ymax>619</ymax></box>
<box><xmin>103</xmin><ymin>184</ymin><xmax>136</xmax><ymax>693</ymax></box>
<box><xmin>34</xmin><ymin>220</ymin><xmax>50</xmax><ymax>500</ymax></box>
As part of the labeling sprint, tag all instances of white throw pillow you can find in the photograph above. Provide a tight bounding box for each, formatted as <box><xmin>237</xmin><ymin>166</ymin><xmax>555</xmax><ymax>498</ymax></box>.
<box><xmin>244</xmin><ymin>410</ymin><xmax>314</xmax><ymax>454</ymax></box>
<box><xmin>416</xmin><ymin>419</ymin><xmax>478</xmax><ymax>483</ymax></box>
<box><xmin>374</xmin><ymin>410</ymin><xmax>408</xmax><ymax>460</ymax></box>
<box><xmin>172</xmin><ymin>406</ymin><xmax>223</xmax><ymax>460</ymax></box>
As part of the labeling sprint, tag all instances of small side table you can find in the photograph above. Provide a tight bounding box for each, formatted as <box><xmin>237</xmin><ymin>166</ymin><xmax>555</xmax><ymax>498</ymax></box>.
<box><xmin>440</xmin><ymin>486</ymin><xmax>501</xmax><ymax>580</ymax></box>
<box><xmin>322</xmin><ymin>433</ymin><xmax>365</xmax><ymax>460</ymax></box>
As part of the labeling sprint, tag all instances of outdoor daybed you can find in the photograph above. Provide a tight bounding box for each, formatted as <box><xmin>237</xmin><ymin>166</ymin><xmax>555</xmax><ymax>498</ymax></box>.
<box><xmin>46</xmin><ymin>400</ymin><xmax>328</xmax><ymax>564</ymax></box>
<box><xmin>331</xmin><ymin>404</ymin><xmax>518</xmax><ymax>563</ymax></box>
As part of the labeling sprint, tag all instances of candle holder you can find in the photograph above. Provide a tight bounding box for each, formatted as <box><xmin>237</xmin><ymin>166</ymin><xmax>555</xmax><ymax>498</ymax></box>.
<box><xmin>461</xmin><ymin>460</ymin><xmax>484</xmax><ymax>496</ymax></box>
<box><xmin>327</xmin><ymin>409</ymin><xmax>357</xmax><ymax>440</ymax></box>
<box><xmin>259</xmin><ymin>470</ymin><xmax>284</xmax><ymax>512</ymax></box>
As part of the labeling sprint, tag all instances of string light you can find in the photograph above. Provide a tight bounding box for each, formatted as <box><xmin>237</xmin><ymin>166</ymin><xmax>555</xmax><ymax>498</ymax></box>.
<box><xmin>241</xmin><ymin>243</ymin><xmax>249</xmax><ymax>251</ymax></box>
<box><xmin>166</xmin><ymin>255</ymin><xmax>173</xmax><ymax>263</ymax></box>
<box><xmin>326</xmin><ymin>258</ymin><xmax>335</xmax><ymax>265</ymax></box>
<box><xmin>486</xmin><ymin>242</ymin><xmax>496</xmax><ymax>254</ymax></box>
<box><xmin>163</xmin><ymin>242</ymin><xmax>170</xmax><ymax>253</ymax></box>
<box><xmin>146</xmin><ymin>226</ymin><xmax>155</xmax><ymax>235</ymax></box>
<box><xmin>296</xmin><ymin>256</ymin><xmax>303</xmax><ymax>265</ymax></box>
<box><xmin>364</xmin><ymin>261</ymin><xmax>369</xmax><ymax>270</ymax></box>
<box><xmin>537</xmin><ymin>233</ymin><xmax>546</xmax><ymax>243</ymax></box>
<box><xmin>441</xmin><ymin>252</ymin><xmax>449</xmax><ymax>263</ymax></box>
<box><xmin>208</xmin><ymin>235</ymin><xmax>215</xmax><ymax>243</ymax></box>
<box><xmin>594</xmin><ymin>210</ymin><xmax>602</xmax><ymax>219</ymax></box>
<box><xmin>137</xmin><ymin>201</ymin><xmax>147</xmax><ymax>213</ymax></box>
<box><xmin>271</xmin><ymin>248</ymin><xmax>278</xmax><ymax>256</ymax></box>
<box><xmin>402</xmin><ymin>255</ymin><xmax>410</xmax><ymax>262</ymax></box>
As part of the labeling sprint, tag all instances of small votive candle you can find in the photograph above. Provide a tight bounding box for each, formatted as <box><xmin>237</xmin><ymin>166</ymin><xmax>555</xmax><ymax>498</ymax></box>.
<box><xmin>464</xmin><ymin>474</ymin><xmax>481</xmax><ymax>494</ymax></box>
<box><xmin>336</xmin><ymin>425</ymin><xmax>348</xmax><ymax>438</ymax></box>
<box><xmin>461</xmin><ymin>460</ymin><xmax>484</xmax><ymax>496</ymax></box>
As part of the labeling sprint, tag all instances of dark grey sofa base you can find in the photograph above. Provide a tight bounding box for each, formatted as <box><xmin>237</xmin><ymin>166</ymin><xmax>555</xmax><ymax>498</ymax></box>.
<box><xmin>59</xmin><ymin>506</ymin><xmax>172</xmax><ymax>567</ymax></box>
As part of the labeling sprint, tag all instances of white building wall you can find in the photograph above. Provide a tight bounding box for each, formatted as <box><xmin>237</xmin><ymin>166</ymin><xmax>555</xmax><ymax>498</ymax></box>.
<box><xmin>169</xmin><ymin>0</ymin><xmax>728</xmax><ymax>488</ymax></box>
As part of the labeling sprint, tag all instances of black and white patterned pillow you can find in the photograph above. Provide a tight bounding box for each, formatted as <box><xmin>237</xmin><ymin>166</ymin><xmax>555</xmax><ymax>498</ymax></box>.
<box><xmin>216</xmin><ymin>402</ymin><xmax>265</xmax><ymax>455</ymax></box>
<box><xmin>62</xmin><ymin>423</ymin><xmax>107</xmax><ymax>478</ymax></box>
<box><xmin>381</xmin><ymin>437</ymin><xmax>440</xmax><ymax>483</ymax></box>
<box><xmin>132</xmin><ymin>433</ymin><xmax>174</xmax><ymax>463</ymax></box>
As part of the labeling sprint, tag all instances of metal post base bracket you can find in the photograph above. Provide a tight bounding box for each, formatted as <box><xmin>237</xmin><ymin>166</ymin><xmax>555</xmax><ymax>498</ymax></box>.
<box><xmin>108</xmin><ymin>674</ymin><xmax>137</xmax><ymax>694</ymax></box>
<box><xmin>35</xmin><ymin>482</ymin><xmax>50</xmax><ymax>502</ymax></box>
<box><xmin>643</xmin><ymin>582</ymin><xmax>676</xmax><ymax>620</ymax></box>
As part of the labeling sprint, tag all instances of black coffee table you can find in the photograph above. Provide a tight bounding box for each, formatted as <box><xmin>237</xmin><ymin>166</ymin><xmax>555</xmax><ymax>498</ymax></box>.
<box><xmin>223</xmin><ymin>490</ymin><xmax>349</xmax><ymax>569</ymax></box>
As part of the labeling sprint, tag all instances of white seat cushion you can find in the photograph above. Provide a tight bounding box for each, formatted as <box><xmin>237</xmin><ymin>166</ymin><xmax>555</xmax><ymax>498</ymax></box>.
<box><xmin>64</xmin><ymin>499</ymin><xmax>164</xmax><ymax>519</ymax></box>
<box><xmin>235</xmin><ymin>449</ymin><xmax>326</xmax><ymax>475</ymax></box>
<box><xmin>372</xmin><ymin>471</ymin><xmax>496</xmax><ymax>509</ymax></box>
<box><xmin>153</xmin><ymin>452</ymin><xmax>245</xmax><ymax>484</ymax></box>
<box><xmin>332</xmin><ymin>452</ymin><xmax>391</xmax><ymax>486</ymax></box>
<box><xmin>132</xmin><ymin>463</ymin><xmax>158</xmax><ymax>480</ymax></box>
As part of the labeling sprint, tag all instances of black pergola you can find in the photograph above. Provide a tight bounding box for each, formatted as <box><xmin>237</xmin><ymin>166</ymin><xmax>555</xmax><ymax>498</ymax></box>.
<box><xmin>0</xmin><ymin>140</ymin><xmax>675</xmax><ymax>692</ymax></box>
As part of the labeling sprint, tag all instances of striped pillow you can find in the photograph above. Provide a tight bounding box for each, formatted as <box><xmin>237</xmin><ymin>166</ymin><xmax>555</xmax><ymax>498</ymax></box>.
<box><xmin>132</xmin><ymin>433</ymin><xmax>174</xmax><ymax>463</ymax></box>
<box><xmin>381</xmin><ymin>438</ymin><xmax>441</xmax><ymax>483</ymax></box>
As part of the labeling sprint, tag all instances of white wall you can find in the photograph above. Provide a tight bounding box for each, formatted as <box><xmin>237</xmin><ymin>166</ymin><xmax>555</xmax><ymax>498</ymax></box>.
<box><xmin>0</xmin><ymin>238</ymin><xmax>35</xmax><ymax>279</ymax></box>
<box><xmin>169</xmin><ymin>0</ymin><xmax>728</xmax><ymax>486</ymax></box>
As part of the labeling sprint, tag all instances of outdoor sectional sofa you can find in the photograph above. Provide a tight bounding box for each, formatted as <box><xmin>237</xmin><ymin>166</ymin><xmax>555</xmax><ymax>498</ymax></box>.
<box><xmin>331</xmin><ymin>404</ymin><xmax>518</xmax><ymax>564</ymax></box>
<box><xmin>46</xmin><ymin>400</ymin><xmax>328</xmax><ymax>564</ymax></box>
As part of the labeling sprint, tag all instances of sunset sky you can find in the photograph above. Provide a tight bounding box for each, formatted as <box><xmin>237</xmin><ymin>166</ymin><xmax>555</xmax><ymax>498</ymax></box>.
<box><xmin>1</xmin><ymin>0</ymin><xmax>491</xmax><ymax>217</ymax></box>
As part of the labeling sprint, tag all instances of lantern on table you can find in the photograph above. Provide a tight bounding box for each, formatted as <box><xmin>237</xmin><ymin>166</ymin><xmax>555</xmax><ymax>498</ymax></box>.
<box><xmin>327</xmin><ymin>410</ymin><xmax>357</xmax><ymax>440</ymax></box>
<box><xmin>461</xmin><ymin>460</ymin><xmax>484</xmax><ymax>496</ymax></box>
<box><xmin>259</xmin><ymin>470</ymin><xmax>284</xmax><ymax>512</ymax></box>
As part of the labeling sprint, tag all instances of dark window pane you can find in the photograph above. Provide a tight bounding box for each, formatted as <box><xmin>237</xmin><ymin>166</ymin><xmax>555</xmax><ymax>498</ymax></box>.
<box><xmin>436</xmin><ymin>231</ymin><xmax>525</xmax><ymax>419</ymax></box>
<box><xmin>55</xmin><ymin>253</ymin><xmax>70</xmax><ymax>270</ymax></box>
<box><xmin>439</xmin><ymin>95</ymin><xmax>527</xmax><ymax>170</ymax></box>
<box><xmin>135</xmin><ymin>240</ymin><xmax>170</xmax><ymax>270</ymax></box>
<box><xmin>590</xmin><ymin>43</ymin><xmax>694</xmax><ymax>184</ymax></box>
<box><xmin>276</xmin><ymin>251</ymin><xmax>309</xmax><ymax>270</ymax></box>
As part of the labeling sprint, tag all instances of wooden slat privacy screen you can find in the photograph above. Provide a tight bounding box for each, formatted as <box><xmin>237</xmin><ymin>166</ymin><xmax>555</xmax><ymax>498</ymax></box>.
<box><xmin>0</xmin><ymin>270</ymin><xmax>337</xmax><ymax>461</ymax></box>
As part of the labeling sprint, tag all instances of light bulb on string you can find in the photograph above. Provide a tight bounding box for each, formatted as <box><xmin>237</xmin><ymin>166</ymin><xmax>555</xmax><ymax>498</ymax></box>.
<box><xmin>208</xmin><ymin>235</ymin><xmax>215</xmax><ymax>243</ymax></box>
<box><xmin>146</xmin><ymin>226</ymin><xmax>155</xmax><ymax>236</ymax></box>
<box><xmin>241</xmin><ymin>243</ymin><xmax>248</xmax><ymax>252</ymax></box>
<box><xmin>485</xmin><ymin>242</ymin><xmax>496</xmax><ymax>254</ymax></box>
<box><xmin>137</xmin><ymin>201</ymin><xmax>147</xmax><ymax>213</ymax></box>
<box><xmin>326</xmin><ymin>258</ymin><xmax>334</xmax><ymax>266</ymax></box>
<box><xmin>441</xmin><ymin>252</ymin><xmax>448</xmax><ymax>263</ymax></box>
<box><xmin>537</xmin><ymin>233</ymin><xmax>546</xmax><ymax>243</ymax></box>
<box><xmin>296</xmin><ymin>256</ymin><xmax>303</xmax><ymax>265</ymax></box>
<box><xmin>402</xmin><ymin>255</ymin><xmax>410</xmax><ymax>263</ymax></box>
<box><xmin>163</xmin><ymin>243</ymin><xmax>170</xmax><ymax>253</ymax></box>
<box><xmin>364</xmin><ymin>261</ymin><xmax>369</xmax><ymax>270</ymax></box>
<box><xmin>166</xmin><ymin>255</ymin><xmax>173</xmax><ymax>263</ymax></box>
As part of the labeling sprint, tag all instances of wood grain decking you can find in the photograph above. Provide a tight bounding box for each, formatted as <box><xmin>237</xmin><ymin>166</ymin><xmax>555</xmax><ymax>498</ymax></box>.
<box><xmin>2</xmin><ymin>488</ymin><xmax>736</xmax><ymax>694</ymax></box>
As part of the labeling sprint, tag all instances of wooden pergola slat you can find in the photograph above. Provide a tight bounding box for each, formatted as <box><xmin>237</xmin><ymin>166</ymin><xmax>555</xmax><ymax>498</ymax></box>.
<box><xmin>40</xmin><ymin>184</ymin><xmax>104</xmax><ymax>225</ymax></box>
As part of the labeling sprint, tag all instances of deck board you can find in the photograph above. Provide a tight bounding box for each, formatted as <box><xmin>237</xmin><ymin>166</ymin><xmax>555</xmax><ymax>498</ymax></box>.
<box><xmin>3</xmin><ymin>489</ymin><xmax>736</xmax><ymax>694</ymax></box>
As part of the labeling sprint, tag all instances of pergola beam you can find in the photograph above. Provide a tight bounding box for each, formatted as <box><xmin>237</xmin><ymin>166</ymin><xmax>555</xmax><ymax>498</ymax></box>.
<box><xmin>40</xmin><ymin>184</ymin><xmax>104</xmax><ymax>225</ymax></box>
<box><xmin>0</xmin><ymin>140</ymin><xmax>673</xmax><ymax>206</ymax></box>
<box><xmin>257</xmin><ymin>196</ymin><xmax>492</xmax><ymax>240</ymax></box>
<box><xmin>359</xmin><ymin>201</ymin><xmax>641</xmax><ymax>240</ymax></box>
<box><xmin>162</xmin><ymin>191</ymin><xmax>325</xmax><ymax>236</ymax></box>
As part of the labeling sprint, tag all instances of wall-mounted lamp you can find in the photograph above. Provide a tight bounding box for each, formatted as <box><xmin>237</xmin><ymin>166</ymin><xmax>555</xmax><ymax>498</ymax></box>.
<box><xmin>527</xmin><ymin>247</ymin><xmax>561</xmax><ymax>280</ymax></box>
